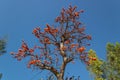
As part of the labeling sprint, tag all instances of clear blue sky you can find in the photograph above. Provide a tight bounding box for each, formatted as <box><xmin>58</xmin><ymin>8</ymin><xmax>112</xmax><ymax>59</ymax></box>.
<box><xmin>0</xmin><ymin>0</ymin><xmax>120</xmax><ymax>80</ymax></box>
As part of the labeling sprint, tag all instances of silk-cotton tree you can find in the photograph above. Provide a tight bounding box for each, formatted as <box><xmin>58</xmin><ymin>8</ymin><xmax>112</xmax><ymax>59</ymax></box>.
<box><xmin>11</xmin><ymin>5</ymin><xmax>91</xmax><ymax>80</ymax></box>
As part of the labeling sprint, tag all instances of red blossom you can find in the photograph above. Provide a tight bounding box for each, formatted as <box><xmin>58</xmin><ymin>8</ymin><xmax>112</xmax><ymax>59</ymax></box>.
<box><xmin>32</xmin><ymin>27</ymin><xmax>40</xmax><ymax>38</ymax></box>
<box><xmin>92</xmin><ymin>58</ymin><xmax>97</xmax><ymax>61</ymax></box>
<box><xmin>44</xmin><ymin>38</ymin><xmax>51</xmax><ymax>44</ymax></box>
<box><xmin>55</xmin><ymin>16</ymin><xmax>61</xmax><ymax>22</ymax></box>
<box><xmin>64</xmin><ymin>40</ymin><xmax>70</xmax><ymax>44</ymax></box>
<box><xmin>74</xmin><ymin>12</ymin><xmax>80</xmax><ymax>17</ymax></box>
<box><xmin>21</xmin><ymin>41</ymin><xmax>29</xmax><ymax>52</ymax></box>
<box><xmin>44</xmin><ymin>24</ymin><xmax>51</xmax><ymax>32</ymax></box>
<box><xmin>77</xmin><ymin>46</ymin><xmax>86</xmax><ymax>53</ymax></box>
<box><xmin>32</xmin><ymin>28</ymin><xmax>37</xmax><ymax>34</ymax></box>
<box><xmin>86</xmin><ymin>35</ymin><xmax>92</xmax><ymax>40</ymax></box>
<box><xmin>29</xmin><ymin>60</ymin><xmax>41</xmax><ymax>65</ymax></box>
<box><xmin>29</xmin><ymin>48</ymin><xmax>34</xmax><ymax>54</ymax></box>
<box><xmin>70</xmin><ymin>44</ymin><xmax>78</xmax><ymax>48</ymax></box>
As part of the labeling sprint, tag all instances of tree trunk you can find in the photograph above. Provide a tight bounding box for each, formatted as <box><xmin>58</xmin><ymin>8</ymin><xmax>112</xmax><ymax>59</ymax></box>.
<box><xmin>57</xmin><ymin>73</ymin><xmax>64</xmax><ymax>80</ymax></box>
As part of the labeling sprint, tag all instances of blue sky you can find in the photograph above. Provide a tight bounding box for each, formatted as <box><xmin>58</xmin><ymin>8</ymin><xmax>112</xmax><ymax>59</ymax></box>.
<box><xmin>0</xmin><ymin>0</ymin><xmax>120</xmax><ymax>80</ymax></box>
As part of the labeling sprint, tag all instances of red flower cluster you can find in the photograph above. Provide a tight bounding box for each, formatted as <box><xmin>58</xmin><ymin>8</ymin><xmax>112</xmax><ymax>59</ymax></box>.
<box><xmin>12</xmin><ymin>41</ymin><xmax>29</xmax><ymax>60</ymax></box>
<box><xmin>11</xmin><ymin>41</ymin><xmax>35</xmax><ymax>61</ymax></box>
<box><xmin>86</xmin><ymin>35</ymin><xmax>92</xmax><ymax>40</ymax></box>
<box><xmin>14</xmin><ymin>49</ymin><xmax>25</xmax><ymax>61</ymax></box>
<box><xmin>85</xmin><ymin>56</ymin><xmax>97</xmax><ymax>66</ymax></box>
<box><xmin>29</xmin><ymin>48</ymin><xmax>34</xmax><ymax>54</ymax></box>
<box><xmin>32</xmin><ymin>27</ymin><xmax>40</xmax><ymax>38</ymax></box>
<box><xmin>44</xmin><ymin>24</ymin><xmax>58</xmax><ymax>35</ymax></box>
<box><xmin>44</xmin><ymin>24</ymin><xmax>51</xmax><ymax>32</ymax></box>
<box><xmin>64</xmin><ymin>40</ymin><xmax>71</xmax><ymax>44</ymax></box>
<box><xmin>77</xmin><ymin>46</ymin><xmax>86</xmax><ymax>53</ymax></box>
<box><xmin>29</xmin><ymin>60</ymin><xmax>41</xmax><ymax>65</ymax></box>
<box><xmin>27</xmin><ymin>59</ymin><xmax>41</xmax><ymax>68</ymax></box>
<box><xmin>44</xmin><ymin>38</ymin><xmax>51</xmax><ymax>44</ymax></box>
<box><xmin>74</xmin><ymin>12</ymin><xmax>79</xmax><ymax>17</ymax></box>
<box><xmin>70</xmin><ymin>44</ymin><xmax>78</xmax><ymax>48</ymax></box>
<box><xmin>88</xmin><ymin>56</ymin><xmax>97</xmax><ymax>61</ymax></box>
<box><xmin>55</xmin><ymin>5</ymin><xmax>84</xmax><ymax>23</ymax></box>
<box><xmin>21</xmin><ymin>41</ymin><xmax>29</xmax><ymax>52</ymax></box>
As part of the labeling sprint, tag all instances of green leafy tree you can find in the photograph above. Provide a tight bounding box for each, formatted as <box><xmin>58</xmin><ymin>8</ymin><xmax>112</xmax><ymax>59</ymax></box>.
<box><xmin>0</xmin><ymin>38</ymin><xmax>6</xmax><ymax>55</ymax></box>
<box><xmin>0</xmin><ymin>73</ymin><xmax>2</xmax><ymax>80</ymax></box>
<box><xmin>87</xmin><ymin>42</ymin><xmax>120</xmax><ymax>80</ymax></box>
<box><xmin>106</xmin><ymin>42</ymin><xmax>120</xmax><ymax>80</ymax></box>
<box><xmin>87</xmin><ymin>50</ymin><xmax>104</xmax><ymax>80</ymax></box>
<box><xmin>11</xmin><ymin>5</ymin><xmax>91</xmax><ymax>80</ymax></box>
<box><xmin>0</xmin><ymin>38</ymin><xmax>6</xmax><ymax>80</ymax></box>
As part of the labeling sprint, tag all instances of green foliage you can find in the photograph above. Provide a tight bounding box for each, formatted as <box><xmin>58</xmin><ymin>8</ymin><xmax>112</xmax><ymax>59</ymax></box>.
<box><xmin>0</xmin><ymin>73</ymin><xmax>2</xmax><ymax>80</ymax></box>
<box><xmin>0</xmin><ymin>39</ymin><xmax>6</xmax><ymax>55</ymax></box>
<box><xmin>87</xmin><ymin>49</ymin><xmax>104</xmax><ymax>80</ymax></box>
<box><xmin>0</xmin><ymin>38</ymin><xmax>6</xmax><ymax>80</ymax></box>
<box><xmin>106</xmin><ymin>42</ymin><xmax>120</xmax><ymax>80</ymax></box>
<box><xmin>87</xmin><ymin>42</ymin><xmax>120</xmax><ymax>80</ymax></box>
